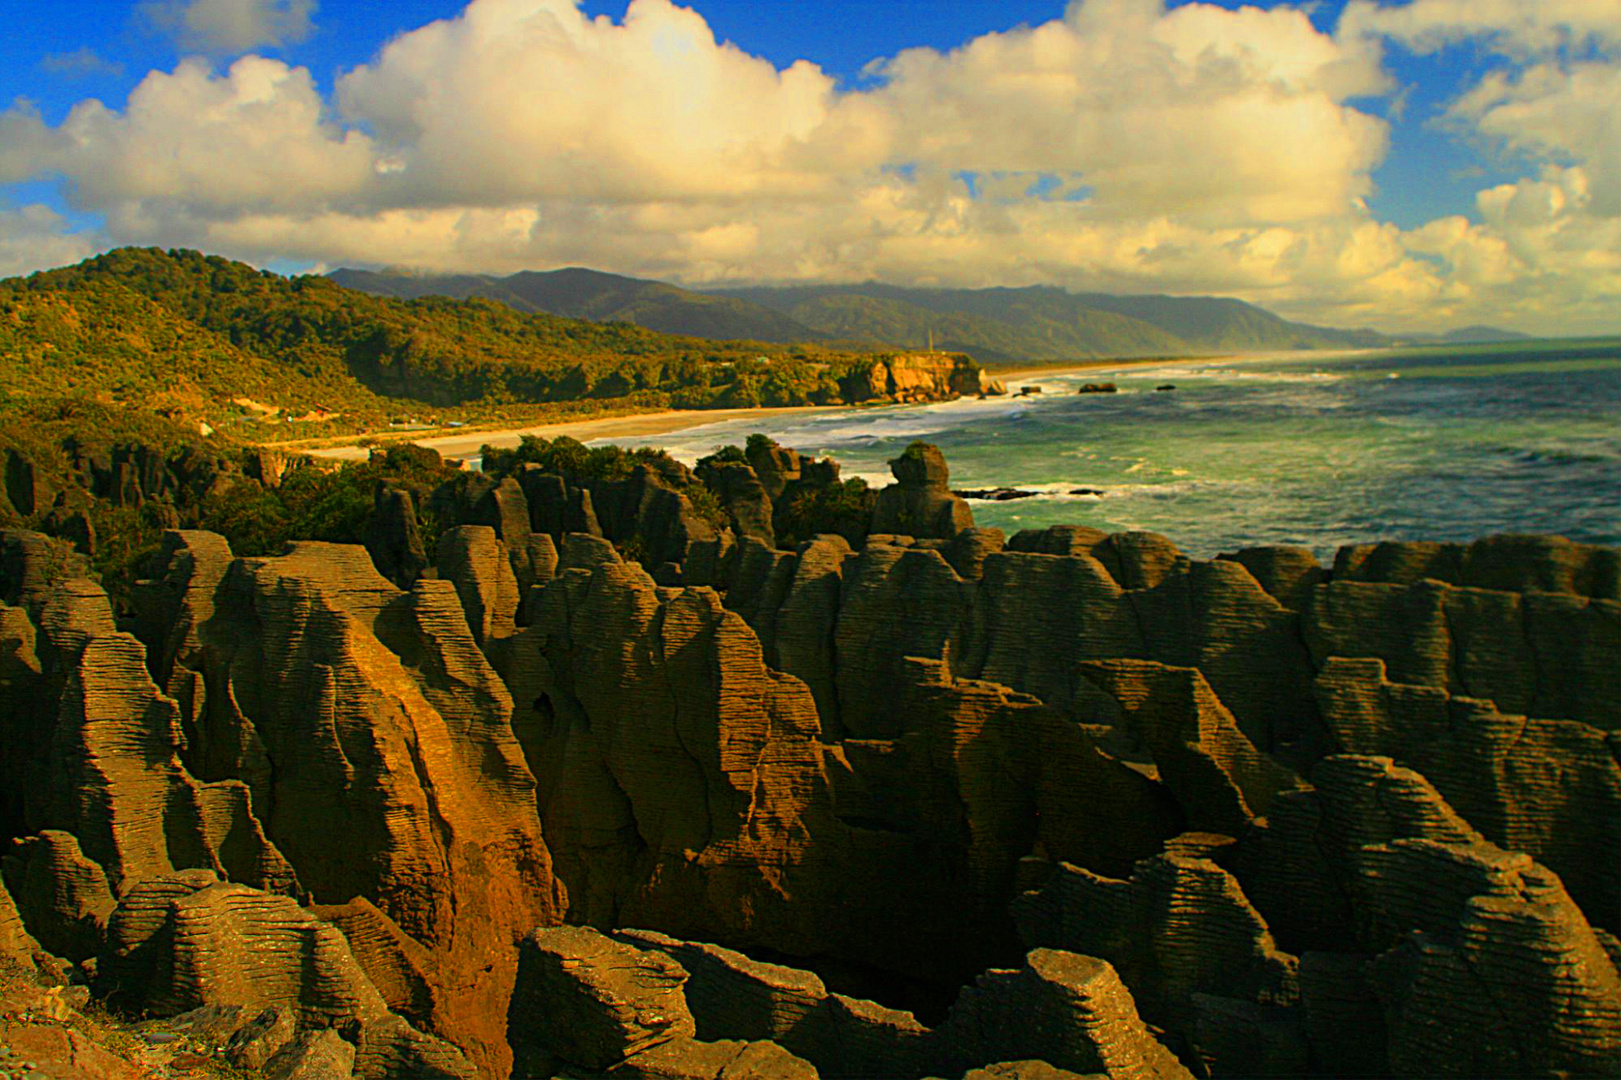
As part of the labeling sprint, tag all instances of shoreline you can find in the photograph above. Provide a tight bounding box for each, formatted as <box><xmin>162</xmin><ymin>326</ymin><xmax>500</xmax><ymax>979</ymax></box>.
<box><xmin>305</xmin><ymin>347</ymin><xmax>1389</xmax><ymax>461</ymax></box>
<box><xmin>989</xmin><ymin>346</ymin><xmax>1387</xmax><ymax>380</ymax></box>
<box><xmin>304</xmin><ymin>405</ymin><xmax>835</xmax><ymax>461</ymax></box>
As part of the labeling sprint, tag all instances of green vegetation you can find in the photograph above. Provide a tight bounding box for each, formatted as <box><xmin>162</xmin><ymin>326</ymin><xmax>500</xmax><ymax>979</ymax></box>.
<box><xmin>332</xmin><ymin>265</ymin><xmax>1404</xmax><ymax>362</ymax></box>
<box><xmin>1</xmin><ymin>248</ymin><xmax>907</xmax><ymax>437</ymax></box>
<box><xmin>480</xmin><ymin>434</ymin><xmax>729</xmax><ymax>531</ymax></box>
<box><xmin>330</xmin><ymin>266</ymin><xmax>818</xmax><ymax>344</ymax></box>
<box><xmin>774</xmin><ymin>477</ymin><xmax>874</xmax><ymax>548</ymax></box>
<box><xmin>481</xmin><ymin>434</ymin><xmax>677</xmax><ymax>485</ymax></box>
<box><xmin>0</xmin><ymin>403</ymin><xmax>464</xmax><ymax>601</ymax></box>
<box><xmin>711</xmin><ymin>282</ymin><xmax>1388</xmax><ymax>362</ymax></box>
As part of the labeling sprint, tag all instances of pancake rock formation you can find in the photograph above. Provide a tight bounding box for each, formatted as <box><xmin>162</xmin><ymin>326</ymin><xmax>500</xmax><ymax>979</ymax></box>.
<box><xmin>1</xmin><ymin>439</ymin><xmax>1617</xmax><ymax>1078</ymax></box>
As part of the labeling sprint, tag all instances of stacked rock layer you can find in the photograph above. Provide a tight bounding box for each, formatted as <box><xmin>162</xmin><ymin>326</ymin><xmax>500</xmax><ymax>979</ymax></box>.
<box><xmin>1</xmin><ymin>439</ymin><xmax>1616</xmax><ymax>1078</ymax></box>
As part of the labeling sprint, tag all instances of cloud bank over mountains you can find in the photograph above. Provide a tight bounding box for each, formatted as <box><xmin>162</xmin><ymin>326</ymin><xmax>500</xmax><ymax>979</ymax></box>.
<box><xmin>2</xmin><ymin>0</ymin><xmax>1617</xmax><ymax>334</ymax></box>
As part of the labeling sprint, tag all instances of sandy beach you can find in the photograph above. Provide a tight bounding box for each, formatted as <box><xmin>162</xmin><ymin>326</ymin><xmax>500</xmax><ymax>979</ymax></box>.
<box><xmin>305</xmin><ymin>405</ymin><xmax>833</xmax><ymax>461</ymax></box>
<box><xmin>305</xmin><ymin>348</ymin><xmax>1389</xmax><ymax>461</ymax></box>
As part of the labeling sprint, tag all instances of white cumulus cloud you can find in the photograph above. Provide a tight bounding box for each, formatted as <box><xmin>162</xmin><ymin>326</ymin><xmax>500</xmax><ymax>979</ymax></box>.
<box><xmin>0</xmin><ymin>0</ymin><xmax>1616</xmax><ymax>335</ymax></box>
<box><xmin>0</xmin><ymin>206</ymin><xmax>103</xmax><ymax>279</ymax></box>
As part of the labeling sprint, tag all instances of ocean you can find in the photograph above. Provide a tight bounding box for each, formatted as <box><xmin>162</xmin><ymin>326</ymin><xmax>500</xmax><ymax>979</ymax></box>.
<box><xmin>594</xmin><ymin>339</ymin><xmax>1621</xmax><ymax>560</ymax></box>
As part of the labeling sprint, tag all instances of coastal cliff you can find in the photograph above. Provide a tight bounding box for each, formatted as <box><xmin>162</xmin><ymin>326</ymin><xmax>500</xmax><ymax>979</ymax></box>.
<box><xmin>0</xmin><ymin>439</ymin><xmax>1616</xmax><ymax>1079</ymax></box>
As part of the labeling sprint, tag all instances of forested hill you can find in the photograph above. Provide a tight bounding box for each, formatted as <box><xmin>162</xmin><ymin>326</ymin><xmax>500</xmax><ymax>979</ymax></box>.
<box><xmin>329</xmin><ymin>265</ymin><xmax>819</xmax><ymax>345</ymax></box>
<box><xmin>331</xmin><ymin>265</ymin><xmax>1393</xmax><ymax>362</ymax></box>
<box><xmin>0</xmin><ymin>248</ymin><xmax>912</xmax><ymax>431</ymax></box>
<box><xmin>709</xmin><ymin>282</ymin><xmax>1390</xmax><ymax>361</ymax></box>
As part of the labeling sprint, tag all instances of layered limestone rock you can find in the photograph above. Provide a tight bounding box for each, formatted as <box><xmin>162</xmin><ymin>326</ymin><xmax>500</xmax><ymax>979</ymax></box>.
<box><xmin>1226</xmin><ymin>752</ymin><xmax>1621</xmax><ymax>1075</ymax></box>
<box><xmin>954</xmin><ymin>541</ymin><xmax>1316</xmax><ymax>755</ymax></box>
<box><xmin>124</xmin><ymin>533</ymin><xmax>563</xmax><ymax>1077</ymax></box>
<box><xmin>615</xmin><ymin>929</ymin><xmax>929</xmax><ymax>1079</ymax></box>
<box><xmin>506</xmin><ymin>552</ymin><xmax>1177</xmax><ymax>986</ymax></box>
<box><xmin>1073</xmin><ymin>660</ymin><xmax>1303</xmax><ymax>836</ymax></box>
<box><xmin>437</xmin><ymin>524</ymin><xmax>521</xmax><ymax>644</ymax></box>
<box><xmin>1234</xmin><ymin>755</ymin><xmax>1485</xmax><ymax>954</ymax></box>
<box><xmin>1332</xmin><ymin>534</ymin><xmax>1619</xmax><ymax>599</ymax></box>
<box><xmin>871</xmin><ymin>444</ymin><xmax>974</xmax><ymax>540</ymax></box>
<box><xmin>1304</xmin><ymin>573</ymin><xmax>1619</xmax><ymax>729</ymax></box>
<box><xmin>364</xmin><ymin>486</ymin><xmax>428</xmax><ymax>587</ymax></box>
<box><xmin>1014</xmin><ymin>856</ymin><xmax>1297</xmax><ymax>1021</ymax></box>
<box><xmin>1315</xmin><ymin>657</ymin><xmax>1620</xmax><ymax>931</ymax></box>
<box><xmin>509</xmin><ymin>926</ymin><xmax>697</xmax><ymax>1074</ymax></box>
<box><xmin>0</xmin><ymin>873</ymin><xmax>42</xmax><ymax>968</ymax></box>
<box><xmin>95</xmin><ymin>871</ymin><xmax>474</xmax><ymax>1079</ymax></box>
<box><xmin>830</xmin><ymin>541</ymin><xmax>973</xmax><ymax>740</ymax></box>
<box><xmin>1364</xmin><ymin>840</ymin><xmax>1621</xmax><ymax>1077</ymax></box>
<box><xmin>1</xmin><ymin>830</ymin><xmax>117</xmax><ymax>962</ymax></box>
<box><xmin>39</xmin><ymin>631</ymin><xmax>297</xmax><ymax>896</ymax></box>
<box><xmin>514</xmin><ymin>927</ymin><xmax>1184</xmax><ymax>1080</ymax></box>
<box><xmin>4</xmin><ymin>446</ymin><xmax>1616</xmax><ymax>1080</ymax></box>
<box><xmin>931</xmin><ymin>950</ymin><xmax>1193</xmax><ymax>1080</ymax></box>
<box><xmin>699</xmin><ymin>460</ymin><xmax>776</xmax><ymax>549</ymax></box>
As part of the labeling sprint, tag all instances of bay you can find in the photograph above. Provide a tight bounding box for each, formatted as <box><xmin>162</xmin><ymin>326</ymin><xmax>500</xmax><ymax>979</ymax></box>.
<box><xmin>595</xmin><ymin>338</ymin><xmax>1621</xmax><ymax>559</ymax></box>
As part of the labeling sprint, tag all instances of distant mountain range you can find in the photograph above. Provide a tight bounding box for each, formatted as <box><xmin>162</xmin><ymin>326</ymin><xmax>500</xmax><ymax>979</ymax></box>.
<box><xmin>330</xmin><ymin>266</ymin><xmax>1531</xmax><ymax>362</ymax></box>
<box><xmin>327</xmin><ymin>267</ymin><xmax>813</xmax><ymax>344</ymax></box>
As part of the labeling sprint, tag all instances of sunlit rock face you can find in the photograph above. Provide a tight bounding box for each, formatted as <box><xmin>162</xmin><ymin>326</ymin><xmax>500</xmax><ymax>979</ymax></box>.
<box><xmin>1</xmin><ymin>440</ymin><xmax>1615</xmax><ymax>1078</ymax></box>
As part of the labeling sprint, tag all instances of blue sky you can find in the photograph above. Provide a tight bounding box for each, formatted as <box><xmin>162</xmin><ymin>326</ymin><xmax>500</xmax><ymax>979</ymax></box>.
<box><xmin>1</xmin><ymin>0</ymin><xmax>1616</xmax><ymax>333</ymax></box>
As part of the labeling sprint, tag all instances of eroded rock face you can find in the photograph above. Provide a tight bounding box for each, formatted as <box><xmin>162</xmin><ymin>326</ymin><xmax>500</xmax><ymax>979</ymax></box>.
<box><xmin>1315</xmin><ymin>657</ymin><xmax>1621</xmax><ymax>931</ymax></box>
<box><xmin>509</xmin><ymin>925</ymin><xmax>697</xmax><ymax>1075</ymax></box>
<box><xmin>1014</xmin><ymin>856</ymin><xmax>1297</xmax><ymax>1028</ymax></box>
<box><xmin>0</xmin><ymin>530</ymin><xmax>563</xmax><ymax>1076</ymax></box>
<box><xmin>1365</xmin><ymin>840</ymin><xmax>1621</xmax><ymax>1078</ymax></box>
<box><xmin>504</xmin><ymin>556</ymin><xmax>1178</xmax><ymax>987</ymax></box>
<box><xmin>167</xmin><ymin>538</ymin><xmax>559</xmax><ymax>1077</ymax></box>
<box><xmin>513</xmin><ymin>927</ymin><xmax>1186</xmax><ymax>1080</ymax></box>
<box><xmin>1</xmin><ymin>830</ymin><xmax>117</xmax><ymax>962</ymax></box>
<box><xmin>1</xmin><ymin>458</ymin><xmax>1615</xmax><ymax>1080</ymax></box>
<box><xmin>96</xmin><ymin>871</ymin><xmax>475</xmax><ymax>1079</ymax></box>
<box><xmin>932</xmin><ymin>950</ymin><xmax>1194</xmax><ymax>1080</ymax></box>
<box><xmin>872</xmin><ymin>445</ymin><xmax>974</xmax><ymax>540</ymax></box>
<box><xmin>0</xmin><ymin>872</ymin><xmax>42</xmax><ymax>969</ymax></box>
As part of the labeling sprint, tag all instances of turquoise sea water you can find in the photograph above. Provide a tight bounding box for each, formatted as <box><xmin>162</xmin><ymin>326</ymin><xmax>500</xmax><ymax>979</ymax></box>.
<box><xmin>597</xmin><ymin>339</ymin><xmax>1621</xmax><ymax>560</ymax></box>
